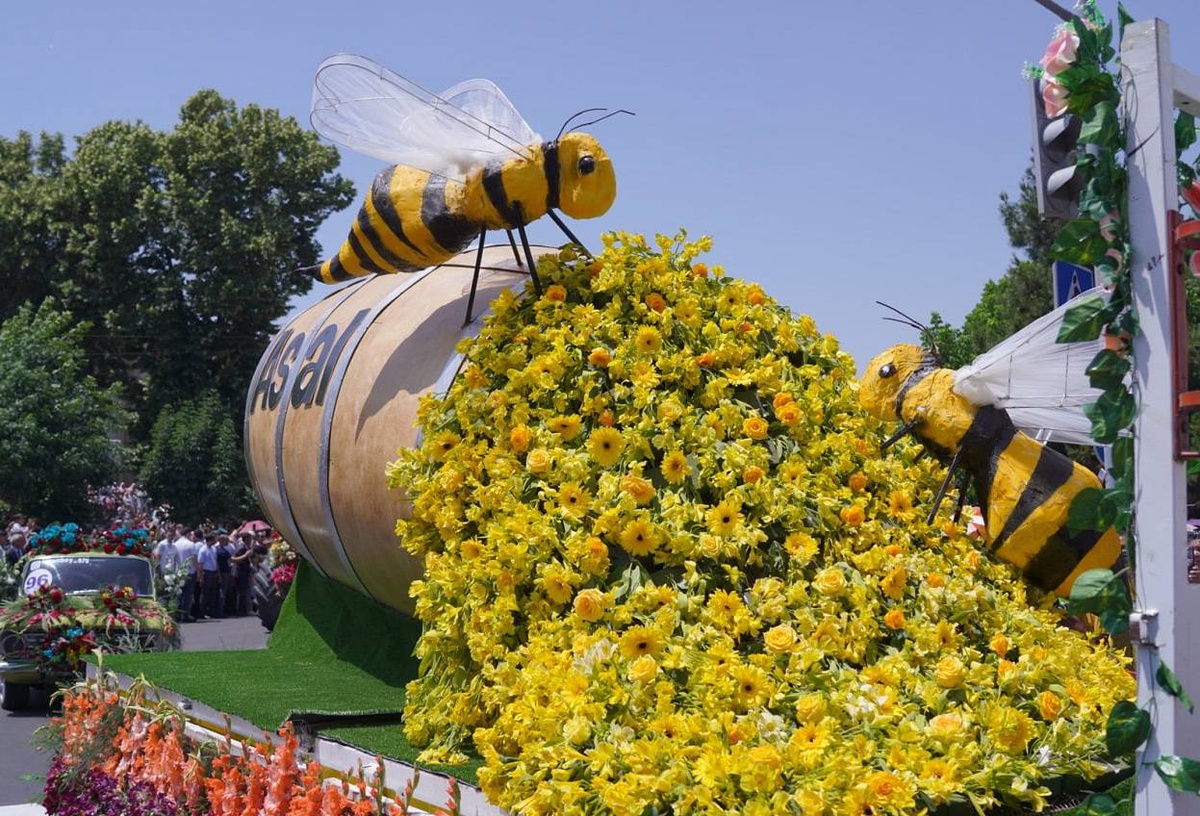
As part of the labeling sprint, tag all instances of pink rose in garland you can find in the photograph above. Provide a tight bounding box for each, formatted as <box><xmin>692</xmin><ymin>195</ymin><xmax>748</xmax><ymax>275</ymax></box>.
<box><xmin>1041</xmin><ymin>26</ymin><xmax>1079</xmax><ymax>75</ymax></box>
<box><xmin>1039</xmin><ymin>25</ymin><xmax>1080</xmax><ymax>118</ymax></box>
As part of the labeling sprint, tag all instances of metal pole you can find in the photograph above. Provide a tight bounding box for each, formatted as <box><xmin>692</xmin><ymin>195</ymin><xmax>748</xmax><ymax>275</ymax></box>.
<box><xmin>1123</xmin><ymin>18</ymin><xmax>1200</xmax><ymax>816</ymax></box>
<box><xmin>1030</xmin><ymin>0</ymin><xmax>1074</xmax><ymax>22</ymax></box>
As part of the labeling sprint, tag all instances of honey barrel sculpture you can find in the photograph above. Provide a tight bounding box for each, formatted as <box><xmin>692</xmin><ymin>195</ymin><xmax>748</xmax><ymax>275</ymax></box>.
<box><xmin>244</xmin><ymin>245</ymin><xmax>553</xmax><ymax>615</ymax></box>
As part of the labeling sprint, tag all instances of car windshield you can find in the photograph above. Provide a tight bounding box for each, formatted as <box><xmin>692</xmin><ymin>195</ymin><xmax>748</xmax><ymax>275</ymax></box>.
<box><xmin>21</xmin><ymin>556</ymin><xmax>154</xmax><ymax>597</ymax></box>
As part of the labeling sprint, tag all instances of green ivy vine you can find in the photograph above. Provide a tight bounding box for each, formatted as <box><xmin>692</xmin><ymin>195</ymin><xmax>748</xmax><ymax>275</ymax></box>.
<box><xmin>1031</xmin><ymin>0</ymin><xmax>1200</xmax><ymax>802</ymax></box>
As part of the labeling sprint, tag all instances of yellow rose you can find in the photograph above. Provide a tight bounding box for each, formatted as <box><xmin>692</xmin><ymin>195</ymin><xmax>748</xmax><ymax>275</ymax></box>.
<box><xmin>813</xmin><ymin>567</ymin><xmax>846</xmax><ymax>597</ymax></box>
<box><xmin>628</xmin><ymin>654</ymin><xmax>658</xmax><ymax>683</ymax></box>
<box><xmin>544</xmin><ymin>284</ymin><xmax>567</xmax><ymax>303</ymax></box>
<box><xmin>587</xmin><ymin>347</ymin><xmax>612</xmax><ymax>367</ymax></box>
<box><xmin>509</xmin><ymin>425</ymin><xmax>532</xmax><ymax>453</ymax></box>
<box><xmin>775</xmin><ymin>402</ymin><xmax>802</xmax><ymax>425</ymax></box>
<box><xmin>989</xmin><ymin>633</ymin><xmax>1010</xmax><ymax>658</ymax></box>
<box><xmin>848</xmin><ymin>473</ymin><xmax>868</xmax><ymax>492</ymax></box>
<box><xmin>883</xmin><ymin>608</ymin><xmax>906</xmax><ymax>630</ymax></box>
<box><xmin>763</xmin><ymin>624</ymin><xmax>797</xmax><ymax>655</ymax></box>
<box><xmin>619</xmin><ymin>475</ymin><xmax>656</xmax><ymax>505</ymax></box>
<box><xmin>840</xmin><ymin>504</ymin><xmax>865</xmax><ymax>526</ymax></box>
<box><xmin>928</xmin><ymin>711</ymin><xmax>962</xmax><ymax>740</ymax></box>
<box><xmin>742</xmin><ymin>416</ymin><xmax>769</xmax><ymax>440</ymax></box>
<box><xmin>1037</xmin><ymin>690</ymin><xmax>1064</xmax><ymax>720</ymax></box>
<box><xmin>742</xmin><ymin>466</ymin><xmax>765</xmax><ymax>484</ymax></box>
<box><xmin>573</xmin><ymin>588</ymin><xmax>608</xmax><ymax>622</ymax></box>
<box><xmin>935</xmin><ymin>655</ymin><xmax>967</xmax><ymax>688</ymax></box>
<box><xmin>645</xmin><ymin>292</ymin><xmax>666</xmax><ymax>312</ymax></box>
<box><xmin>795</xmin><ymin>693</ymin><xmax>826</xmax><ymax>723</ymax></box>
<box><xmin>526</xmin><ymin>448</ymin><xmax>552</xmax><ymax>474</ymax></box>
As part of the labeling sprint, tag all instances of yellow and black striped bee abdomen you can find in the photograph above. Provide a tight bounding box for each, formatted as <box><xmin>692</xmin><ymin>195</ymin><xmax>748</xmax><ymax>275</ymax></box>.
<box><xmin>300</xmin><ymin>165</ymin><xmax>478</xmax><ymax>284</ymax></box>
<box><xmin>955</xmin><ymin>404</ymin><xmax>1120</xmax><ymax>596</ymax></box>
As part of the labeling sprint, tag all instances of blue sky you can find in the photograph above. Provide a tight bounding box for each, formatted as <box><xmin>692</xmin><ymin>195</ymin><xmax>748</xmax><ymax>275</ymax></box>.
<box><xmin>4</xmin><ymin>1</ymin><xmax>1198</xmax><ymax>371</ymax></box>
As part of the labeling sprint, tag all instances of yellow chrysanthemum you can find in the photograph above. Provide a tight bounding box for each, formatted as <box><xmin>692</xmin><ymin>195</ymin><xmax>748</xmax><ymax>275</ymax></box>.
<box><xmin>661</xmin><ymin>450</ymin><xmax>691</xmax><ymax>484</ymax></box>
<box><xmin>587</xmin><ymin>427</ymin><xmax>624</xmax><ymax>467</ymax></box>
<box><xmin>619</xmin><ymin>625</ymin><xmax>663</xmax><ymax>660</ymax></box>
<box><xmin>705</xmin><ymin>499</ymin><xmax>743</xmax><ymax>537</ymax></box>
<box><xmin>634</xmin><ymin>326</ymin><xmax>662</xmax><ymax>354</ymax></box>
<box><xmin>618</xmin><ymin>518</ymin><xmax>661</xmax><ymax>556</ymax></box>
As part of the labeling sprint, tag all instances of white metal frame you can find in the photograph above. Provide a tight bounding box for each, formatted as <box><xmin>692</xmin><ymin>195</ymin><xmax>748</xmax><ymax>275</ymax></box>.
<box><xmin>1123</xmin><ymin>18</ymin><xmax>1200</xmax><ymax>816</ymax></box>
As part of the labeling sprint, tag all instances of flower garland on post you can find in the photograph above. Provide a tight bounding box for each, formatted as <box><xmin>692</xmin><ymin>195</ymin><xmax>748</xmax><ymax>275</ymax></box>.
<box><xmin>1032</xmin><ymin>0</ymin><xmax>1200</xmax><ymax>802</ymax></box>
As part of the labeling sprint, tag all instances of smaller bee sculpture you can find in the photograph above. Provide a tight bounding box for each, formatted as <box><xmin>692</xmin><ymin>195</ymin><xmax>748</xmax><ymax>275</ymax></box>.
<box><xmin>858</xmin><ymin>288</ymin><xmax>1122</xmax><ymax>597</ymax></box>
<box><xmin>300</xmin><ymin>54</ymin><xmax>629</xmax><ymax>323</ymax></box>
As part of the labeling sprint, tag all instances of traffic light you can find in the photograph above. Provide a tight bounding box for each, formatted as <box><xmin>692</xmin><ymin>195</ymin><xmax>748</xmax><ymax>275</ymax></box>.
<box><xmin>1030</xmin><ymin>76</ymin><xmax>1084</xmax><ymax>220</ymax></box>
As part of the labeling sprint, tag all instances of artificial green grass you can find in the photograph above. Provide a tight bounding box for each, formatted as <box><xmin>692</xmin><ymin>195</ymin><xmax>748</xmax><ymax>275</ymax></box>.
<box><xmin>99</xmin><ymin>562</ymin><xmax>481</xmax><ymax>781</ymax></box>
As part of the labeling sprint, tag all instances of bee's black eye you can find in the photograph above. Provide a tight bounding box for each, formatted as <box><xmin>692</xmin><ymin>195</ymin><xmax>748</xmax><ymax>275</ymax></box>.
<box><xmin>879</xmin><ymin>363</ymin><xmax>896</xmax><ymax>379</ymax></box>
<box><xmin>578</xmin><ymin>155</ymin><xmax>596</xmax><ymax>175</ymax></box>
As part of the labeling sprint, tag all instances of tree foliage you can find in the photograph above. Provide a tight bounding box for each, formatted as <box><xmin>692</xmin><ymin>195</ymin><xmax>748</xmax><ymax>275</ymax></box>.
<box><xmin>0</xmin><ymin>301</ymin><xmax>127</xmax><ymax>519</ymax></box>
<box><xmin>0</xmin><ymin>90</ymin><xmax>355</xmax><ymax>436</ymax></box>
<box><xmin>139</xmin><ymin>391</ymin><xmax>251</xmax><ymax>525</ymax></box>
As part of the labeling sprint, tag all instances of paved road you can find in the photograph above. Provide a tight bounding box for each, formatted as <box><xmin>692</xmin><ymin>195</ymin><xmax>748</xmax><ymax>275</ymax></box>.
<box><xmin>0</xmin><ymin>615</ymin><xmax>269</xmax><ymax>807</ymax></box>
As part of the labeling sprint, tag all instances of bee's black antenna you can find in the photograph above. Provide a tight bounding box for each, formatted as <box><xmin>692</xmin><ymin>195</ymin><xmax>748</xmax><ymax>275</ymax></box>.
<box><xmin>876</xmin><ymin>301</ymin><xmax>942</xmax><ymax>361</ymax></box>
<box><xmin>875</xmin><ymin>301</ymin><xmax>928</xmax><ymax>333</ymax></box>
<box><xmin>556</xmin><ymin>108</ymin><xmax>635</xmax><ymax>140</ymax></box>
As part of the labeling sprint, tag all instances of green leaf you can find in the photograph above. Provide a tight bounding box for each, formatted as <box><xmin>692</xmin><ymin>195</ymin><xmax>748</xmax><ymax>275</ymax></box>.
<box><xmin>1118</xmin><ymin>4</ymin><xmax>1134</xmax><ymax>35</ymax></box>
<box><xmin>1106</xmin><ymin>700</ymin><xmax>1151</xmax><ymax>755</ymax></box>
<box><xmin>1078</xmin><ymin>792</ymin><xmax>1118</xmax><ymax>815</ymax></box>
<box><xmin>1084</xmin><ymin>387</ymin><xmax>1137</xmax><ymax>443</ymax></box>
<box><xmin>1157</xmin><ymin>661</ymin><xmax>1196</xmax><ymax>713</ymax></box>
<box><xmin>1067</xmin><ymin>568</ymin><xmax>1131</xmax><ymax>634</ymax></box>
<box><xmin>1057</xmin><ymin>291</ymin><xmax>1111</xmax><ymax>342</ymax></box>
<box><xmin>1177</xmin><ymin>111</ymin><xmax>1198</xmax><ymax>156</ymax></box>
<box><xmin>1086</xmin><ymin>349</ymin><xmax>1131</xmax><ymax>390</ymax></box>
<box><xmin>1081</xmin><ymin>102</ymin><xmax>1121</xmax><ymax>147</ymax></box>
<box><xmin>1110</xmin><ymin>436</ymin><xmax>1133</xmax><ymax>479</ymax></box>
<box><xmin>1155</xmin><ymin>755</ymin><xmax>1200</xmax><ymax>793</ymax></box>
<box><xmin>1051</xmin><ymin>220</ymin><xmax>1109</xmax><ymax>266</ymax></box>
<box><xmin>1067</xmin><ymin>487</ymin><xmax>1105</xmax><ymax>534</ymax></box>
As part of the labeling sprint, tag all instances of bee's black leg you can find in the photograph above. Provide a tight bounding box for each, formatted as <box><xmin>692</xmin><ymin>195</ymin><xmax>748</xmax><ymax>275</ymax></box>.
<box><xmin>512</xmin><ymin>204</ymin><xmax>542</xmax><ymax>295</ymax></box>
<box><xmin>465</xmin><ymin>225</ymin><xmax>487</xmax><ymax>326</ymax></box>
<box><xmin>505</xmin><ymin>230</ymin><xmax>522</xmax><ymax>267</ymax></box>
<box><xmin>926</xmin><ymin>448</ymin><xmax>963</xmax><ymax>525</ymax></box>
<box><xmin>546</xmin><ymin>209</ymin><xmax>590</xmax><ymax>256</ymax></box>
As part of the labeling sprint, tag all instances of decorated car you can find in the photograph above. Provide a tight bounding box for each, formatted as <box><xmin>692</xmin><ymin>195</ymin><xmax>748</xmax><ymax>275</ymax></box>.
<box><xmin>0</xmin><ymin>547</ymin><xmax>177</xmax><ymax>711</ymax></box>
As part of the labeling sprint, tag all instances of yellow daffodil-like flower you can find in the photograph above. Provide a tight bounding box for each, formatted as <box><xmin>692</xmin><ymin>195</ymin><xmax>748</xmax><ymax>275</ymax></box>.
<box><xmin>387</xmin><ymin>233</ymin><xmax>1136</xmax><ymax>816</ymax></box>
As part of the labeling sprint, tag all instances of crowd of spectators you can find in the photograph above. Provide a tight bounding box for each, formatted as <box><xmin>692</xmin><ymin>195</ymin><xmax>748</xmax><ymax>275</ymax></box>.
<box><xmin>5</xmin><ymin>481</ymin><xmax>276</xmax><ymax>620</ymax></box>
<box><xmin>152</xmin><ymin>523</ymin><xmax>271</xmax><ymax>621</ymax></box>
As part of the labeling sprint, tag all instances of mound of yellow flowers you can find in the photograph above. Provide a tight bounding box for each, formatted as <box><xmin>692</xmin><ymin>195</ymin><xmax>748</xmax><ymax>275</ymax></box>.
<box><xmin>388</xmin><ymin>232</ymin><xmax>1133</xmax><ymax>815</ymax></box>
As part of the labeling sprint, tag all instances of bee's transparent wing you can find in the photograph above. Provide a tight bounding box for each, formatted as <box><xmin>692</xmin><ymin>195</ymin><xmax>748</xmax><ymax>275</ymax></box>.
<box><xmin>310</xmin><ymin>54</ymin><xmax>541</xmax><ymax>179</ymax></box>
<box><xmin>952</xmin><ymin>287</ymin><xmax>1110</xmax><ymax>445</ymax></box>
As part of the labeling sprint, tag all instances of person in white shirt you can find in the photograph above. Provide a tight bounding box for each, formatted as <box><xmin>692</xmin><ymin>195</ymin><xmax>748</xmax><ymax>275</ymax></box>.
<box><xmin>174</xmin><ymin>526</ymin><xmax>200</xmax><ymax>622</ymax></box>
<box><xmin>197</xmin><ymin>532</ymin><xmax>221</xmax><ymax>619</ymax></box>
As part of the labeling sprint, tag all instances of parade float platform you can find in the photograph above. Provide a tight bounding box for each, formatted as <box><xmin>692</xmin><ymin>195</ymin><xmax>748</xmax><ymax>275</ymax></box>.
<box><xmin>95</xmin><ymin>562</ymin><xmax>498</xmax><ymax>814</ymax></box>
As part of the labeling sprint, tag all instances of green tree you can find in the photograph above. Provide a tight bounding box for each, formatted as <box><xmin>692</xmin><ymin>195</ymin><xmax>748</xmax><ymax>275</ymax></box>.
<box><xmin>0</xmin><ymin>90</ymin><xmax>355</xmax><ymax>436</ymax></box>
<box><xmin>0</xmin><ymin>301</ymin><xmax>127</xmax><ymax>519</ymax></box>
<box><xmin>139</xmin><ymin>391</ymin><xmax>251</xmax><ymax>525</ymax></box>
